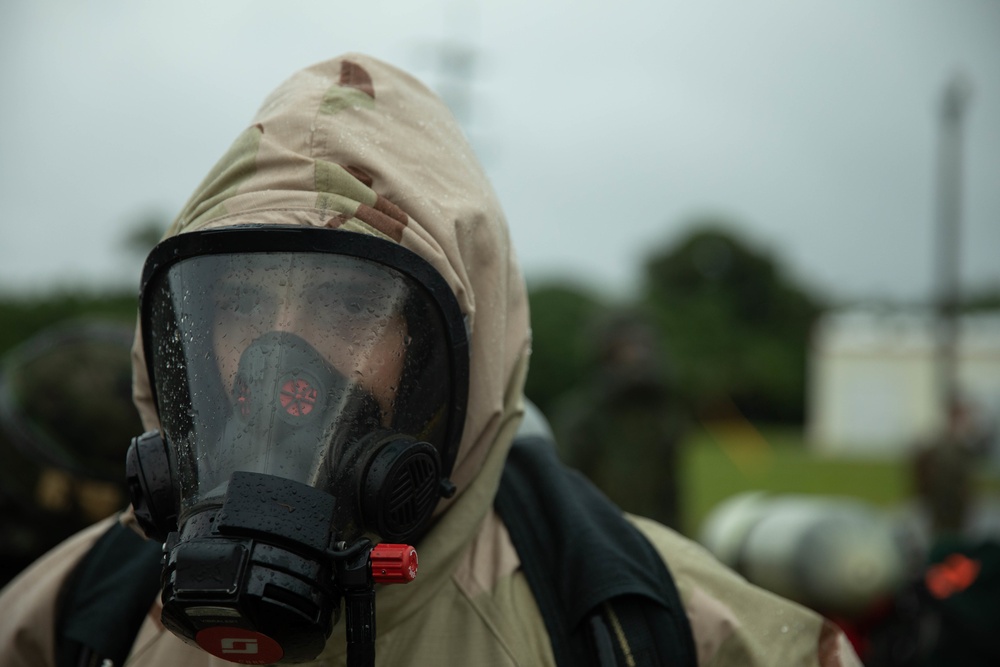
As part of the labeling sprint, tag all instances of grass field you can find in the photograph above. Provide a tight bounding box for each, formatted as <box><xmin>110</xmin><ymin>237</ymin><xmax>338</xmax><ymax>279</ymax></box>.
<box><xmin>679</xmin><ymin>420</ymin><xmax>999</xmax><ymax>537</ymax></box>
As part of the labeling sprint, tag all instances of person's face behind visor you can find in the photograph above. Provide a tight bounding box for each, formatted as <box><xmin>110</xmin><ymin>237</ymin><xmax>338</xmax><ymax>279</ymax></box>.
<box><xmin>211</xmin><ymin>254</ymin><xmax>408</xmax><ymax>421</ymax></box>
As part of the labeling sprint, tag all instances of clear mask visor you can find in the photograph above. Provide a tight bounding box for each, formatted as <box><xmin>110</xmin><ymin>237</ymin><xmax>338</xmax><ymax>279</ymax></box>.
<box><xmin>144</xmin><ymin>251</ymin><xmax>453</xmax><ymax>521</ymax></box>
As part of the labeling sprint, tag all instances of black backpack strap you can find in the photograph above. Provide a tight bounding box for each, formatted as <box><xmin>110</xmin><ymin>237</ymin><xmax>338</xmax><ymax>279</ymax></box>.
<box><xmin>55</xmin><ymin>519</ymin><xmax>163</xmax><ymax>667</ymax></box>
<box><xmin>495</xmin><ymin>432</ymin><xmax>697</xmax><ymax>667</ymax></box>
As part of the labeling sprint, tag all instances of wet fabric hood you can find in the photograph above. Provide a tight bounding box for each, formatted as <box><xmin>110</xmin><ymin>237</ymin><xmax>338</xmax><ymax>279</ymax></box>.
<box><xmin>131</xmin><ymin>53</ymin><xmax>531</xmax><ymax>516</ymax></box>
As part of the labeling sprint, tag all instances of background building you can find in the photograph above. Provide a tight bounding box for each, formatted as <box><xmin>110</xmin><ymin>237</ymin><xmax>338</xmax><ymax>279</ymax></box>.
<box><xmin>807</xmin><ymin>307</ymin><xmax>1000</xmax><ymax>460</ymax></box>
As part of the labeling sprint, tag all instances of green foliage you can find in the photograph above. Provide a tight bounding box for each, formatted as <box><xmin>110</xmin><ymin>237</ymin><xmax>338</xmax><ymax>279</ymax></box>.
<box><xmin>963</xmin><ymin>285</ymin><xmax>1000</xmax><ymax>311</ymax></box>
<box><xmin>525</xmin><ymin>220</ymin><xmax>827</xmax><ymax>425</ymax></box>
<box><xmin>524</xmin><ymin>282</ymin><xmax>606</xmax><ymax>416</ymax></box>
<box><xmin>640</xmin><ymin>221</ymin><xmax>825</xmax><ymax>423</ymax></box>
<box><xmin>0</xmin><ymin>292</ymin><xmax>138</xmax><ymax>358</ymax></box>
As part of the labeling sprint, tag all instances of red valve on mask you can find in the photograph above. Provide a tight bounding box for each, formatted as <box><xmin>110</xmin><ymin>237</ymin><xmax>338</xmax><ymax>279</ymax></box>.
<box><xmin>370</xmin><ymin>544</ymin><xmax>418</xmax><ymax>584</ymax></box>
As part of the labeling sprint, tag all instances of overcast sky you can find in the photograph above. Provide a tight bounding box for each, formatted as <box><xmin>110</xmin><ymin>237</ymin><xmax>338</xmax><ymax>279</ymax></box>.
<box><xmin>1</xmin><ymin>0</ymin><xmax>998</xmax><ymax>305</ymax></box>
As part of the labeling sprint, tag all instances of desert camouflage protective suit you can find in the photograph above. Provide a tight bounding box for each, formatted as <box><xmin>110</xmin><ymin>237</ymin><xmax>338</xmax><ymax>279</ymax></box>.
<box><xmin>0</xmin><ymin>54</ymin><xmax>861</xmax><ymax>667</ymax></box>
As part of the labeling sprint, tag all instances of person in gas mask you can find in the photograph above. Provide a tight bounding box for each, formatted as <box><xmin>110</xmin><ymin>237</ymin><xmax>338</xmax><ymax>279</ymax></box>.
<box><xmin>0</xmin><ymin>54</ymin><xmax>862</xmax><ymax>667</ymax></box>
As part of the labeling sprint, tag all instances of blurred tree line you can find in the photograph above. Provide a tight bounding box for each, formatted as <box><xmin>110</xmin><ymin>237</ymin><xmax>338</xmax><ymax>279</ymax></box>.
<box><xmin>528</xmin><ymin>219</ymin><xmax>826</xmax><ymax>426</ymax></box>
<box><xmin>0</xmin><ymin>291</ymin><xmax>138</xmax><ymax>352</ymax></box>
<box><xmin>2</xmin><ymin>215</ymin><xmax>999</xmax><ymax>438</ymax></box>
<box><xmin>528</xmin><ymin>219</ymin><xmax>1000</xmax><ymax>426</ymax></box>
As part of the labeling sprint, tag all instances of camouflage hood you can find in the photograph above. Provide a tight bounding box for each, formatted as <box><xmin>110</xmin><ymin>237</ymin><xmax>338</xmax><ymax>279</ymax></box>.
<box><xmin>131</xmin><ymin>53</ymin><xmax>531</xmax><ymax>511</ymax></box>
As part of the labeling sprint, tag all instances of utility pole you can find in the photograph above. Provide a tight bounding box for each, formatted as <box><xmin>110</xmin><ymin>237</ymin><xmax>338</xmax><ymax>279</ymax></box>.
<box><xmin>933</xmin><ymin>73</ymin><xmax>972</xmax><ymax>431</ymax></box>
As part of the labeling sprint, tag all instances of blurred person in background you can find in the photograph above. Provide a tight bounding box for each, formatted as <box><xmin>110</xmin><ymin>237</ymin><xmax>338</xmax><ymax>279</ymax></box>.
<box><xmin>552</xmin><ymin>310</ymin><xmax>687</xmax><ymax>530</ymax></box>
<box><xmin>911</xmin><ymin>396</ymin><xmax>995</xmax><ymax>540</ymax></box>
<box><xmin>0</xmin><ymin>321</ymin><xmax>140</xmax><ymax>587</ymax></box>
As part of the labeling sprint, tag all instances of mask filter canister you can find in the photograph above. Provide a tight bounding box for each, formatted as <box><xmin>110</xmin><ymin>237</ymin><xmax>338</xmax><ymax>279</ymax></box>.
<box><xmin>156</xmin><ymin>471</ymin><xmax>418</xmax><ymax>665</ymax></box>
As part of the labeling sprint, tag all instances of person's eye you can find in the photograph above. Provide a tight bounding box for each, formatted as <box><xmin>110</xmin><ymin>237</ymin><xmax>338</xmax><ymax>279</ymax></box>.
<box><xmin>311</xmin><ymin>283</ymin><xmax>373</xmax><ymax>320</ymax></box>
<box><xmin>323</xmin><ymin>294</ymin><xmax>371</xmax><ymax>321</ymax></box>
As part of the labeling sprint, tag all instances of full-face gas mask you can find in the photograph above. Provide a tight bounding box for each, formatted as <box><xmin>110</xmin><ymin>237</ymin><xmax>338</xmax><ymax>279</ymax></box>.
<box><xmin>125</xmin><ymin>226</ymin><xmax>469</xmax><ymax>665</ymax></box>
